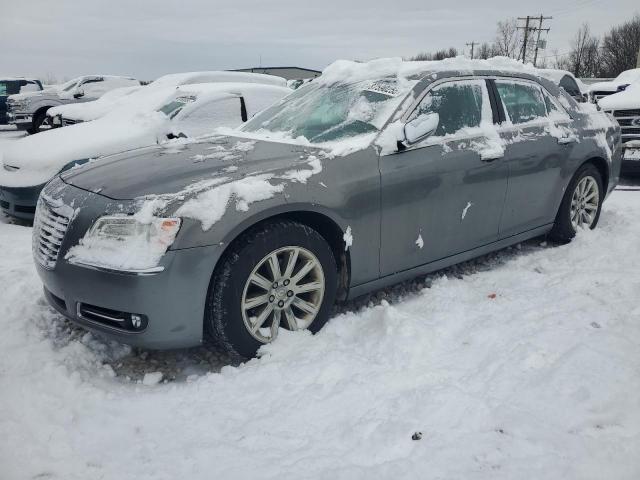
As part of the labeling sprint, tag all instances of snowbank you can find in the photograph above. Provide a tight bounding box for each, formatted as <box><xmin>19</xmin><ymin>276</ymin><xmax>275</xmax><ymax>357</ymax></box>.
<box><xmin>1</xmin><ymin>191</ymin><xmax>639</xmax><ymax>479</ymax></box>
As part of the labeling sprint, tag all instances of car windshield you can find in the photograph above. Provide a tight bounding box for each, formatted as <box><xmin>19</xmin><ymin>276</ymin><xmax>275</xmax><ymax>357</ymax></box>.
<box><xmin>157</xmin><ymin>94</ymin><xmax>197</xmax><ymax>119</ymax></box>
<box><xmin>241</xmin><ymin>79</ymin><xmax>404</xmax><ymax>143</ymax></box>
<box><xmin>60</xmin><ymin>79</ymin><xmax>80</xmax><ymax>91</ymax></box>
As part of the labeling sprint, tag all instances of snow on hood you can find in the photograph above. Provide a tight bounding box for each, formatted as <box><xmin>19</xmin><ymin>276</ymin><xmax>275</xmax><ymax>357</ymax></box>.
<box><xmin>598</xmin><ymin>83</ymin><xmax>640</xmax><ymax>111</ymax></box>
<box><xmin>589</xmin><ymin>69</ymin><xmax>640</xmax><ymax>93</ymax></box>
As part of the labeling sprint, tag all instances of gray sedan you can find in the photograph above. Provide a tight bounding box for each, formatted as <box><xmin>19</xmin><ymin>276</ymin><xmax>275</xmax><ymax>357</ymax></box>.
<box><xmin>33</xmin><ymin>62</ymin><xmax>622</xmax><ymax>360</ymax></box>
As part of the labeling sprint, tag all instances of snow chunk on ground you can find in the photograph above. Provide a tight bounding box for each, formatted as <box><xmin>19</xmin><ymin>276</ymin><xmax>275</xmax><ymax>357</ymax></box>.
<box><xmin>142</xmin><ymin>372</ymin><xmax>164</xmax><ymax>386</ymax></box>
<box><xmin>176</xmin><ymin>174</ymin><xmax>285</xmax><ymax>230</ymax></box>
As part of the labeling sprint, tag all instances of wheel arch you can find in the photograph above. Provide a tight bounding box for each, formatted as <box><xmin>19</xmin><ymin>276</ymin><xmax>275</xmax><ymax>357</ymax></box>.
<box><xmin>582</xmin><ymin>156</ymin><xmax>609</xmax><ymax>191</ymax></box>
<box><xmin>214</xmin><ymin>206</ymin><xmax>352</xmax><ymax>301</ymax></box>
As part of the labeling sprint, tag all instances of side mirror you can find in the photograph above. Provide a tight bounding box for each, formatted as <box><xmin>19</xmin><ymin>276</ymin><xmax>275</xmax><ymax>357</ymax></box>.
<box><xmin>404</xmin><ymin>112</ymin><xmax>439</xmax><ymax>145</ymax></box>
<box><xmin>73</xmin><ymin>89</ymin><xmax>84</xmax><ymax>99</ymax></box>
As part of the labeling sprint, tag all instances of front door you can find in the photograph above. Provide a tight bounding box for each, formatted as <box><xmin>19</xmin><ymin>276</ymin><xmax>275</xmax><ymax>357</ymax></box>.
<box><xmin>379</xmin><ymin>78</ymin><xmax>509</xmax><ymax>276</ymax></box>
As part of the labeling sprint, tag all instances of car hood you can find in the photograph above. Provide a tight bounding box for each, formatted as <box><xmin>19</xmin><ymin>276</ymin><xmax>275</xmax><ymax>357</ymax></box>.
<box><xmin>588</xmin><ymin>81</ymin><xmax>622</xmax><ymax>93</ymax></box>
<box><xmin>61</xmin><ymin>135</ymin><xmax>325</xmax><ymax>200</ymax></box>
<box><xmin>598</xmin><ymin>83</ymin><xmax>640</xmax><ymax>111</ymax></box>
<box><xmin>9</xmin><ymin>90</ymin><xmax>60</xmax><ymax>102</ymax></box>
<box><xmin>0</xmin><ymin>113</ymin><xmax>166</xmax><ymax>188</ymax></box>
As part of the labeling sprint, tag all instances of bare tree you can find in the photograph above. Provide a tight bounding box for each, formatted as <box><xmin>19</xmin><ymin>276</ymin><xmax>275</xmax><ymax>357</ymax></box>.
<box><xmin>494</xmin><ymin>18</ymin><xmax>520</xmax><ymax>58</ymax></box>
<box><xmin>565</xmin><ymin>23</ymin><xmax>601</xmax><ymax>77</ymax></box>
<box><xmin>599</xmin><ymin>14</ymin><xmax>640</xmax><ymax>77</ymax></box>
<box><xmin>410</xmin><ymin>47</ymin><xmax>459</xmax><ymax>62</ymax></box>
<box><xmin>477</xmin><ymin>42</ymin><xmax>497</xmax><ymax>60</ymax></box>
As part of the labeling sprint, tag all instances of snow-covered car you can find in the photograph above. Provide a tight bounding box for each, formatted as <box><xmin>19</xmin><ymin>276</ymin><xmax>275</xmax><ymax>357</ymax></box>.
<box><xmin>537</xmin><ymin>69</ymin><xmax>588</xmax><ymax>102</ymax></box>
<box><xmin>31</xmin><ymin>57</ymin><xmax>621</xmax><ymax>361</ymax></box>
<box><xmin>47</xmin><ymin>85</ymin><xmax>143</xmax><ymax>127</ymax></box>
<box><xmin>589</xmin><ymin>68</ymin><xmax>640</xmax><ymax>103</ymax></box>
<box><xmin>6</xmin><ymin>75</ymin><xmax>141</xmax><ymax>134</ymax></box>
<box><xmin>598</xmin><ymin>82</ymin><xmax>640</xmax><ymax>174</ymax></box>
<box><xmin>47</xmin><ymin>71</ymin><xmax>286</xmax><ymax>127</ymax></box>
<box><xmin>1</xmin><ymin>78</ymin><xmax>43</xmax><ymax>125</ymax></box>
<box><xmin>0</xmin><ymin>82</ymin><xmax>290</xmax><ymax>219</ymax></box>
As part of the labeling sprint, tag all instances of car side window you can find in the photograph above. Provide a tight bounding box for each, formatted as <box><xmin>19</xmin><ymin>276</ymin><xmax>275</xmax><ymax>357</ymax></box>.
<box><xmin>495</xmin><ymin>81</ymin><xmax>547</xmax><ymax>124</ymax></box>
<box><xmin>408</xmin><ymin>80</ymin><xmax>484</xmax><ymax>136</ymax></box>
<box><xmin>541</xmin><ymin>89</ymin><xmax>570</xmax><ymax>121</ymax></box>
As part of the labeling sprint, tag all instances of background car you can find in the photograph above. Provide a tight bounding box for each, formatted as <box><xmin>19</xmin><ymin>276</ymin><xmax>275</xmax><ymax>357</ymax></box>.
<box><xmin>30</xmin><ymin>58</ymin><xmax>621</xmax><ymax>361</ymax></box>
<box><xmin>589</xmin><ymin>68</ymin><xmax>640</xmax><ymax>103</ymax></box>
<box><xmin>0</xmin><ymin>77</ymin><xmax>42</xmax><ymax>125</ymax></box>
<box><xmin>598</xmin><ymin>82</ymin><xmax>640</xmax><ymax>174</ymax></box>
<box><xmin>0</xmin><ymin>82</ymin><xmax>290</xmax><ymax>220</ymax></box>
<box><xmin>537</xmin><ymin>69</ymin><xmax>589</xmax><ymax>102</ymax></box>
<box><xmin>6</xmin><ymin>75</ymin><xmax>141</xmax><ymax>133</ymax></box>
<box><xmin>47</xmin><ymin>71</ymin><xmax>287</xmax><ymax>127</ymax></box>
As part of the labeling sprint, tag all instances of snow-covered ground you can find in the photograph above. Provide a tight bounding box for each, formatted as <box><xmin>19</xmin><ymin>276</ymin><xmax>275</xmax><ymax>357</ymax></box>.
<box><xmin>1</xmin><ymin>129</ymin><xmax>640</xmax><ymax>479</ymax></box>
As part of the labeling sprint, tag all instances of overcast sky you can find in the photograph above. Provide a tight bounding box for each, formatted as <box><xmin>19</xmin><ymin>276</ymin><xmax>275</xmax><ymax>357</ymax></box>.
<box><xmin>3</xmin><ymin>0</ymin><xmax>638</xmax><ymax>81</ymax></box>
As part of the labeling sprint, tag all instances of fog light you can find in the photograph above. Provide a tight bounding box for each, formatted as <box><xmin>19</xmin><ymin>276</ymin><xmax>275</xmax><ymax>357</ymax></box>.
<box><xmin>131</xmin><ymin>314</ymin><xmax>143</xmax><ymax>329</ymax></box>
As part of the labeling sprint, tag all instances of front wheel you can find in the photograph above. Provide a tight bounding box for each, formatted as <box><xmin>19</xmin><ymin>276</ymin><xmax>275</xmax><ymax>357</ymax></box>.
<box><xmin>28</xmin><ymin>111</ymin><xmax>52</xmax><ymax>134</ymax></box>
<box><xmin>549</xmin><ymin>163</ymin><xmax>604</xmax><ymax>242</ymax></box>
<box><xmin>205</xmin><ymin>220</ymin><xmax>338</xmax><ymax>360</ymax></box>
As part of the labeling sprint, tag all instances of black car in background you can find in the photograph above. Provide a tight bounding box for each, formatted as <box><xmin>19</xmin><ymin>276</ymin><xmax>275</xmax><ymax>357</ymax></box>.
<box><xmin>0</xmin><ymin>78</ymin><xmax>43</xmax><ymax>125</ymax></box>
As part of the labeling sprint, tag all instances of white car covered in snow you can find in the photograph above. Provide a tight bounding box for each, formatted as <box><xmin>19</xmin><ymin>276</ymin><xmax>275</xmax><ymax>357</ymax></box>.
<box><xmin>589</xmin><ymin>68</ymin><xmax>640</xmax><ymax>103</ymax></box>
<box><xmin>0</xmin><ymin>82</ymin><xmax>290</xmax><ymax>219</ymax></box>
<box><xmin>46</xmin><ymin>71</ymin><xmax>287</xmax><ymax>127</ymax></box>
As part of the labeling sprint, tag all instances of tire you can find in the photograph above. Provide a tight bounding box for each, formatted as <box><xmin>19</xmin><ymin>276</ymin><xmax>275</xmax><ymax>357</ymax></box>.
<box><xmin>205</xmin><ymin>220</ymin><xmax>338</xmax><ymax>361</ymax></box>
<box><xmin>549</xmin><ymin>163</ymin><xmax>604</xmax><ymax>242</ymax></box>
<box><xmin>28</xmin><ymin>111</ymin><xmax>51</xmax><ymax>134</ymax></box>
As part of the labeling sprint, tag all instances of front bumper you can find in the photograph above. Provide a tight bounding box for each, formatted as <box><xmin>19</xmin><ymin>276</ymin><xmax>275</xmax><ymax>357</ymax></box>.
<box><xmin>7</xmin><ymin>111</ymin><xmax>33</xmax><ymax>128</ymax></box>
<box><xmin>38</xmin><ymin>244</ymin><xmax>223</xmax><ymax>349</ymax></box>
<box><xmin>0</xmin><ymin>183</ymin><xmax>45</xmax><ymax>220</ymax></box>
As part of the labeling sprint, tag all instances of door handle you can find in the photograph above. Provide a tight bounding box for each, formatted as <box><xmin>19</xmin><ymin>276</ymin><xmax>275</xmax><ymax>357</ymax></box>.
<box><xmin>558</xmin><ymin>136</ymin><xmax>577</xmax><ymax>145</ymax></box>
<box><xmin>480</xmin><ymin>152</ymin><xmax>504</xmax><ymax>162</ymax></box>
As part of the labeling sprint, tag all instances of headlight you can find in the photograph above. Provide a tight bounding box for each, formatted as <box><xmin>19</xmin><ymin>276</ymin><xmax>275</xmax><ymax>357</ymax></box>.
<box><xmin>65</xmin><ymin>215</ymin><xmax>181</xmax><ymax>273</ymax></box>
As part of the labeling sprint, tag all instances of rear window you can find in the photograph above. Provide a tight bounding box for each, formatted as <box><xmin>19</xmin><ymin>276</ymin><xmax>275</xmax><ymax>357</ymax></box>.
<box><xmin>495</xmin><ymin>81</ymin><xmax>547</xmax><ymax>124</ymax></box>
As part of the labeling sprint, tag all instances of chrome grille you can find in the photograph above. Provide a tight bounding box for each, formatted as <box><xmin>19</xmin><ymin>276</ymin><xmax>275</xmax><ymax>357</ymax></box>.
<box><xmin>32</xmin><ymin>200</ymin><xmax>71</xmax><ymax>269</ymax></box>
<box><xmin>611</xmin><ymin>109</ymin><xmax>640</xmax><ymax>144</ymax></box>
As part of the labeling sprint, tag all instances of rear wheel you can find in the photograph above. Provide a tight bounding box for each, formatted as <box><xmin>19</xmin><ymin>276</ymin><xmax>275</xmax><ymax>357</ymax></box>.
<box><xmin>205</xmin><ymin>220</ymin><xmax>338</xmax><ymax>360</ymax></box>
<box><xmin>549</xmin><ymin>163</ymin><xmax>603</xmax><ymax>242</ymax></box>
<box><xmin>28</xmin><ymin>111</ymin><xmax>52</xmax><ymax>134</ymax></box>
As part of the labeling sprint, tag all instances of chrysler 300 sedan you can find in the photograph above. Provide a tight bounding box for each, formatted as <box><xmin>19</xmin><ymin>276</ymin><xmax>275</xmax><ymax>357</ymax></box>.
<box><xmin>33</xmin><ymin>58</ymin><xmax>621</xmax><ymax>360</ymax></box>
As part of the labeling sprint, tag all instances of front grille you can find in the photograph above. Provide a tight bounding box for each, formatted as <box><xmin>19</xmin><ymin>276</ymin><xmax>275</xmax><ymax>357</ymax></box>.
<box><xmin>32</xmin><ymin>200</ymin><xmax>71</xmax><ymax>269</ymax></box>
<box><xmin>611</xmin><ymin>109</ymin><xmax>640</xmax><ymax>144</ymax></box>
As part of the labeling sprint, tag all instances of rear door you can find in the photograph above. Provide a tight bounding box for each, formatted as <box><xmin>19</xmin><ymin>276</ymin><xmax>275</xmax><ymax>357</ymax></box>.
<box><xmin>492</xmin><ymin>78</ymin><xmax>576</xmax><ymax>237</ymax></box>
<box><xmin>379</xmin><ymin>78</ymin><xmax>509</xmax><ymax>276</ymax></box>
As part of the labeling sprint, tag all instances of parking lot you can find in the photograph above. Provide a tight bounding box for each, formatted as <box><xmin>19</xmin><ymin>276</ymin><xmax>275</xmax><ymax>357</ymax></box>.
<box><xmin>1</xmin><ymin>123</ymin><xmax>640</xmax><ymax>479</ymax></box>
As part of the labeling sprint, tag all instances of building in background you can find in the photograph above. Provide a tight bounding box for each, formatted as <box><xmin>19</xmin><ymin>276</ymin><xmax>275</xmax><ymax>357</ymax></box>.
<box><xmin>230</xmin><ymin>67</ymin><xmax>321</xmax><ymax>81</ymax></box>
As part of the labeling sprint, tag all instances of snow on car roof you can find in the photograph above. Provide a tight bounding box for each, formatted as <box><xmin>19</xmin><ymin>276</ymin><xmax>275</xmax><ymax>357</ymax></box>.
<box><xmin>317</xmin><ymin>56</ymin><xmax>550</xmax><ymax>87</ymax></box>
<box><xmin>151</xmin><ymin>71</ymin><xmax>287</xmax><ymax>88</ymax></box>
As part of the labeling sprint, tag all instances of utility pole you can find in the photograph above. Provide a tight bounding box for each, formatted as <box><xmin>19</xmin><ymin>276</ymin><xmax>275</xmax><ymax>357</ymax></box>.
<box><xmin>518</xmin><ymin>15</ymin><xmax>552</xmax><ymax>65</ymax></box>
<box><xmin>466</xmin><ymin>41</ymin><xmax>478</xmax><ymax>59</ymax></box>
<box><xmin>533</xmin><ymin>15</ymin><xmax>552</xmax><ymax>66</ymax></box>
<box><xmin>517</xmin><ymin>16</ymin><xmax>531</xmax><ymax>63</ymax></box>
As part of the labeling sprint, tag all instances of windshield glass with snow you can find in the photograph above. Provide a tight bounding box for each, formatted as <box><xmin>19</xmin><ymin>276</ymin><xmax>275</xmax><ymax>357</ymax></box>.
<box><xmin>158</xmin><ymin>94</ymin><xmax>197</xmax><ymax>119</ymax></box>
<box><xmin>241</xmin><ymin>79</ymin><xmax>403</xmax><ymax>143</ymax></box>
<box><xmin>60</xmin><ymin>79</ymin><xmax>80</xmax><ymax>92</ymax></box>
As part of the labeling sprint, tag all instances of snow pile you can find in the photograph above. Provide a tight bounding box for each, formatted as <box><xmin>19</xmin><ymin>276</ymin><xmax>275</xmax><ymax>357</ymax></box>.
<box><xmin>1</xmin><ymin>191</ymin><xmax>639</xmax><ymax>479</ymax></box>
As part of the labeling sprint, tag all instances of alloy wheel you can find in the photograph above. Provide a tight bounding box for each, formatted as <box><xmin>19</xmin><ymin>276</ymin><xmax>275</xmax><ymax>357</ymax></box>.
<box><xmin>241</xmin><ymin>246</ymin><xmax>325</xmax><ymax>343</ymax></box>
<box><xmin>570</xmin><ymin>175</ymin><xmax>600</xmax><ymax>230</ymax></box>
